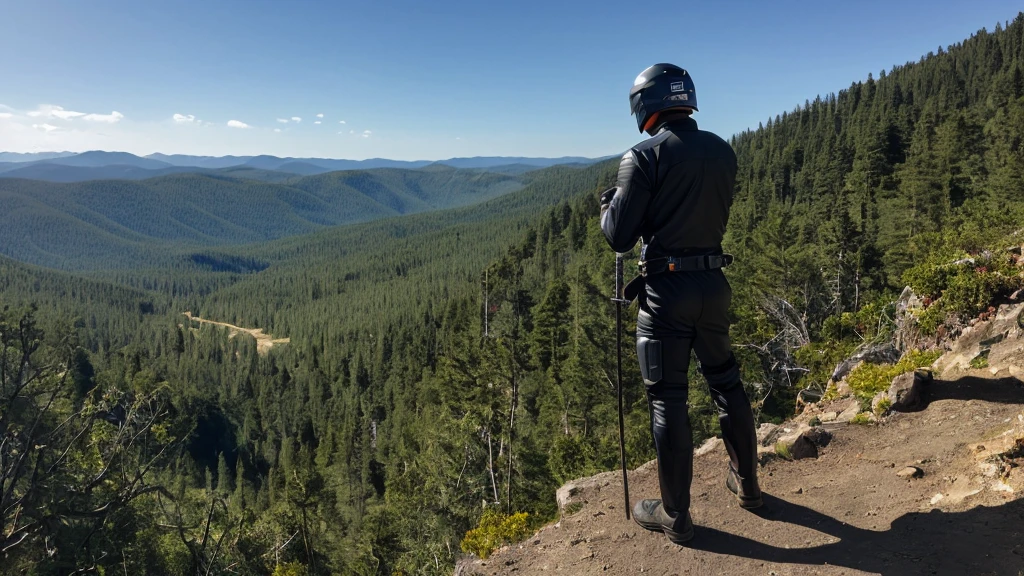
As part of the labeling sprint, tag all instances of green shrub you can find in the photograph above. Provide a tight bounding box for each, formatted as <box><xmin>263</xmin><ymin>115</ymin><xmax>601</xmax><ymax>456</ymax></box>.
<box><xmin>903</xmin><ymin>250</ymin><xmax>1024</xmax><ymax>334</ymax></box>
<box><xmin>845</xmin><ymin>349</ymin><xmax>942</xmax><ymax>401</ymax></box>
<box><xmin>272</xmin><ymin>562</ymin><xmax>307</xmax><ymax>576</ymax></box>
<box><xmin>970</xmin><ymin>349</ymin><xmax>990</xmax><ymax>369</ymax></box>
<box><xmin>548</xmin><ymin>434</ymin><xmax>596</xmax><ymax>484</ymax></box>
<box><xmin>874</xmin><ymin>397</ymin><xmax>893</xmax><ymax>417</ymax></box>
<box><xmin>774</xmin><ymin>441</ymin><xmax>792</xmax><ymax>460</ymax></box>
<box><xmin>460</xmin><ymin>509</ymin><xmax>531</xmax><ymax>559</ymax></box>
<box><xmin>850</xmin><ymin>413</ymin><xmax>873</xmax><ymax>425</ymax></box>
<box><xmin>563</xmin><ymin>502</ymin><xmax>584</xmax><ymax>516</ymax></box>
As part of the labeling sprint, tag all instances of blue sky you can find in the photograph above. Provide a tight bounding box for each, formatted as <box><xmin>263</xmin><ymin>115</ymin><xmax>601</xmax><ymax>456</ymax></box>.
<box><xmin>0</xmin><ymin>0</ymin><xmax>1020</xmax><ymax>160</ymax></box>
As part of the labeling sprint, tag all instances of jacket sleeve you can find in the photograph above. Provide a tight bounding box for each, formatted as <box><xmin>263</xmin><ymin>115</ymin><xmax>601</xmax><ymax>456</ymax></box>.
<box><xmin>601</xmin><ymin>149</ymin><xmax>652</xmax><ymax>253</ymax></box>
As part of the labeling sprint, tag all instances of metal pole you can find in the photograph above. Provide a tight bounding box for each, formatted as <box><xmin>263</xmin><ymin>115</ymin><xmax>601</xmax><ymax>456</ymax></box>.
<box><xmin>614</xmin><ymin>253</ymin><xmax>631</xmax><ymax>520</ymax></box>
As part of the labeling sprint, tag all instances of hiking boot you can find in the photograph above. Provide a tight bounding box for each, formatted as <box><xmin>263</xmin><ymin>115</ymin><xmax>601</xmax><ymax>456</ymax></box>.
<box><xmin>632</xmin><ymin>499</ymin><xmax>694</xmax><ymax>544</ymax></box>
<box><xmin>725</xmin><ymin>465</ymin><xmax>763</xmax><ymax>509</ymax></box>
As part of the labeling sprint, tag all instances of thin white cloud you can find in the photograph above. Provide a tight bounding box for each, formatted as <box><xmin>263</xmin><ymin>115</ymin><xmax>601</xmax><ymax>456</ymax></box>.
<box><xmin>316</xmin><ymin>113</ymin><xmax>324</xmax><ymax>118</ymax></box>
<box><xmin>349</xmin><ymin>130</ymin><xmax>355</xmax><ymax>134</ymax></box>
<box><xmin>32</xmin><ymin>123</ymin><xmax>59</xmax><ymax>132</ymax></box>
<box><xmin>290</xmin><ymin>116</ymin><xmax>302</xmax><ymax>123</ymax></box>
<box><xmin>28</xmin><ymin>104</ymin><xmax>86</xmax><ymax>120</ymax></box>
<box><xmin>0</xmin><ymin>112</ymin><xmax>12</xmax><ymax>119</ymax></box>
<box><xmin>314</xmin><ymin>121</ymin><xmax>321</xmax><ymax>125</ymax></box>
<box><xmin>173</xmin><ymin>113</ymin><xmax>196</xmax><ymax>124</ymax></box>
<box><xmin>227</xmin><ymin>119</ymin><xmax>250</xmax><ymax>129</ymax></box>
<box><xmin>83</xmin><ymin>111</ymin><xmax>124</xmax><ymax>123</ymax></box>
<box><xmin>274</xmin><ymin>128</ymin><xmax>282</xmax><ymax>133</ymax></box>
<box><xmin>338</xmin><ymin>120</ymin><xmax>346</xmax><ymax>124</ymax></box>
<box><xmin>276</xmin><ymin>118</ymin><xmax>289</xmax><ymax>124</ymax></box>
<box><xmin>363</xmin><ymin>130</ymin><xmax>372</xmax><ymax>135</ymax></box>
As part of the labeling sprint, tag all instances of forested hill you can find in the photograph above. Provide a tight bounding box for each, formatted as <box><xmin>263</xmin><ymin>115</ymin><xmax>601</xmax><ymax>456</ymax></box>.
<box><xmin>0</xmin><ymin>166</ymin><xmax>526</xmax><ymax>270</ymax></box>
<box><xmin>3</xmin><ymin>14</ymin><xmax>1024</xmax><ymax>576</ymax></box>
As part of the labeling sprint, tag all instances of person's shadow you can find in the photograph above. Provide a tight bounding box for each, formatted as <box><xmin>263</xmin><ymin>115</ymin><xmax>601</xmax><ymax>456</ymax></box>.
<box><xmin>924</xmin><ymin>375</ymin><xmax>1024</xmax><ymax>407</ymax></box>
<box><xmin>688</xmin><ymin>376</ymin><xmax>1024</xmax><ymax>574</ymax></box>
<box><xmin>689</xmin><ymin>494</ymin><xmax>1024</xmax><ymax>575</ymax></box>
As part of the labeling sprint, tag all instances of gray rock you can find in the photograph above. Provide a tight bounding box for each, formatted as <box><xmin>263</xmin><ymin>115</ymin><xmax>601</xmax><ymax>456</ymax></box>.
<box><xmin>756</xmin><ymin>423</ymin><xmax>781</xmax><ymax>447</ymax></box>
<box><xmin>896</xmin><ymin>466</ymin><xmax>924</xmax><ymax>479</ymax></box>
<box><xmin>886</xmin><ymin>369</ymin><xmax>933</xmax><ymax>412</ymax></box>
<box><xmin>837</xmin><ymin>400</ymin><xmax>862</xmax><ymax>423</ymax></box>
<box><xmin>831</xmin><ymin>343</ymin><xmax>901</xmax><ymax>382</ymax></box>
<box><xmin>803</xmin><ymin>427</ymin><xmax>833</xmax><ymax>448</ymax></box>
<box><xmin>695</xmin><ymin>436</ymin><xmax>723</xmax><ymax>457</ymax></box>
<box><xmin>556</xmin><ymin>484</ymin><xmax>580</xmax><ymax>511</ymax></box>
<box><xmin>789</xmin><ymin>435</ymin><xmax>819</xmax><ymax>460</ymax></box>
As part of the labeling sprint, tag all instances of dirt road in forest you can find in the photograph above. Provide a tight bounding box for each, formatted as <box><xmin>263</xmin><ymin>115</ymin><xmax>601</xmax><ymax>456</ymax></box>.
<box><xmin>182</xmin><ymin>312</ymin><xmax>289</xmax><ymax>355</ymax></box>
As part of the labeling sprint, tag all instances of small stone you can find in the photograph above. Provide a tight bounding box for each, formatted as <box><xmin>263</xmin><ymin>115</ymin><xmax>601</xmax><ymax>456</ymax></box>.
<box><xmin>838</xmin><ymin>401</ymin><xmax>861</xmax><ymax>422</ymax></box>
<box><xmin>696</xmin><ymin>436</ymin><xmax>724</xmax><ymax>456</ymax></box>
<box><xmin>556</xmin><ymin>484</ymin><xmax>579</xmax><ymax>511</ymax></box>
<box><xmin>803</xmin><ymin>427</ymin><xmax>833</xmax><ymax>447</ymax></box>
<box><xmin>789</xmin><ymin>435</ymin><xmax>819</xmax><ymax>460</ymax></box>
<box><xmin>820</xmin><ymin>411</ymin><xmax>838</xmax><ymax>423</ymax></box>
<box><xmin>930</xmin><ymin>493</ymin><xmax>945</xmax><ymax>505</ymax></box>
<box><xmin>897</xmin><ymin>466</ymin><xmax>924</xmax><ymax>479</ymax></box>
<box><xmin>792</xmin><ymin>487</ymin><xmax>804</xmax><ymax>494</ymax></box>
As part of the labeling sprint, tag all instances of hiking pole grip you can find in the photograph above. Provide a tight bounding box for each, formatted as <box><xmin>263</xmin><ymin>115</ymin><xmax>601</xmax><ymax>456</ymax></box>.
<box><xmin>614</xmin><ymin>253</ymin><xmax>630</xmax><ymax>519</ymax></box>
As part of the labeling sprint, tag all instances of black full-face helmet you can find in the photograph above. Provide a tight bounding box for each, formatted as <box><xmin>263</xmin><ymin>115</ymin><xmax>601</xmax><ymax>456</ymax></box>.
<box><xmin>629</xmin><ymin>63</ymin><xmax>698</xmax><ymax>132</ymax></box>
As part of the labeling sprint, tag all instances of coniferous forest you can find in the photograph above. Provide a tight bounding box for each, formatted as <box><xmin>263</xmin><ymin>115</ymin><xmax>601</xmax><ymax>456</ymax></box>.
<box><xmin>3</xmin><ymin>14</ymin><xmax>1024</xmax><ymax>575</ymax></box>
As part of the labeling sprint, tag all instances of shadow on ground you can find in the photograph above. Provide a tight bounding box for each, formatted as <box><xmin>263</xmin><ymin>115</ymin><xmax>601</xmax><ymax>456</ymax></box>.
<box><xmin>925</xmin><ymin>375</ymin><xmax>1024</xmax><ymax>406</ymax></box>
<box><xmin>690</xmin><ymin>495</ymin><xmax>1024</xmax><ymax>575</ymax></box>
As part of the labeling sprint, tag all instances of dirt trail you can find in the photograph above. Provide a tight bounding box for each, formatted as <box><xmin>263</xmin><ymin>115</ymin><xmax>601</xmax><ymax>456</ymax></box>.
<box><xmin>182</xmin><ymin>312</ymin><xmax>289</xmax><ymax>355</ymax></box>
<box><xmin>464</xmin><ymin>361</ymin><xmax>1024</xmax><ymax>574</ymax></box>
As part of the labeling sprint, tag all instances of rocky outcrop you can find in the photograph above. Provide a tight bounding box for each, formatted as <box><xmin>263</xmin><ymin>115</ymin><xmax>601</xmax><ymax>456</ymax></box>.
<box><xmin>936</xmin><ymin>302</ymin><xmax>1024</xmax><ymax>378</ymax></box>
<box><xmin>871</xmin><ymin>369</ymin><xmax>933</xmax><ymax>415</ymax></box>
<box><xmin>830</xmin><ymin>343</ymin><xmax>901</xmax><ymax>382</ymax></box>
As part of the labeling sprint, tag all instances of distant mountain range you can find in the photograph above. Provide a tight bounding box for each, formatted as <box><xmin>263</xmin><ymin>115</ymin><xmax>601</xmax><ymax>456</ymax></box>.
<box><xmin>0</xmin><ymin>164</ymin><xmax>540</xmax><ymax>269</ymax></box>
<box><xmin>0</xmin><ymin>150</ymin><xmax>610</xmax><ymax>183</ymax></box>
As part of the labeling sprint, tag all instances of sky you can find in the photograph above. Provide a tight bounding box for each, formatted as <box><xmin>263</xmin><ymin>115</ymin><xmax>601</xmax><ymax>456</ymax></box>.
<box><xmin>0</xmin><ymin>0</ymin><xmax>1021</xmax><ymax>160</ymax></box>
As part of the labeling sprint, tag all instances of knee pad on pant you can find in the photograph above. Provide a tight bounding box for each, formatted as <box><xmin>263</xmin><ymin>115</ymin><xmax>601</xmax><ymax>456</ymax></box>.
<box><xmin>637</xmin><ymin>336</ymin><xmax>689</xmax><ymax>386</ymax></box>
<box><xmin>701</xmin><ymin>353</ymin><xmax>741</xmax><ymax>391</ymax></box>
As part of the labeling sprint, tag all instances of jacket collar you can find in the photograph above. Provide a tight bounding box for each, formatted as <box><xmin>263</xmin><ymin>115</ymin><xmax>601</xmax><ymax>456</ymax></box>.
<box><xmin>656</xmin><ymin>115</ymin><xmax>698</xmax><ymax>135</ymax></box>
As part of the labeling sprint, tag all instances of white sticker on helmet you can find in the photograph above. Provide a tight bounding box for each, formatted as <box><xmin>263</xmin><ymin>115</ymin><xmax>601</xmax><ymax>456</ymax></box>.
<box><xmin>670</xmin><ymin>82</ymin><xmax>685</xmax><ymax>92</ymax></box>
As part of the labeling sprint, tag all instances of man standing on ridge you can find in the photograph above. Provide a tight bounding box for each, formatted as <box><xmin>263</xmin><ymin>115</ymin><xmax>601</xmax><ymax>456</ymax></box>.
<box><xmin>600</xmin><ymin>63</ymin><xmax>762</xmax><ymax>545</ymax></box>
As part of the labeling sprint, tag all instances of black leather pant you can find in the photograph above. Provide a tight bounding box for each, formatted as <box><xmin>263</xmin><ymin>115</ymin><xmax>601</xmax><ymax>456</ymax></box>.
<box><xmin>635</xmin><ymin>269</ymin><xmax>758</xmax><ymax>517</ymax></box>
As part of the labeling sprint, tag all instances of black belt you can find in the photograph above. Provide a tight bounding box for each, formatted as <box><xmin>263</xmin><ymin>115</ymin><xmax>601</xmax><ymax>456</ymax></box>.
<box><xmin>623</xmin><ymin>253</ymin><xmax>734</xmax><ymax>303</ymax></box>
<box><xmin>639</xmin><ymin>253</ymin><xmax>733</xmax><ymax>277</ymax></box>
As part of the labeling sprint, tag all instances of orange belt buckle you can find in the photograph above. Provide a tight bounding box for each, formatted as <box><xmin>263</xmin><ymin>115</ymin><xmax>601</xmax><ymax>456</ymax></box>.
<box><xmin>668</xmin><ymin>262</ymin><xmax>676</xmax><ymax>271</ymax></box>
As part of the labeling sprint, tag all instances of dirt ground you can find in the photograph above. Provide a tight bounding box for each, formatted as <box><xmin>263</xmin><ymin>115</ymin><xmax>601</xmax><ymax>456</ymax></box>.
<box><xmin>182</xmin><ymin>311</ymin><xmax>290</xmax><ymax>355</ymax></box>
<box><xmin>460</xmin><ymin>374</ymin><xmax>1024</xmax><ymax>576</ymax></box>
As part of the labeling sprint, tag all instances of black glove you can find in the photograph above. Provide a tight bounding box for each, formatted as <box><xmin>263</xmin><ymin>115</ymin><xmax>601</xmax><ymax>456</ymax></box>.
<box><xmin>599</xmin><ymin>186</ymin><xmax>616</xmax><ymax>207</ymax></box>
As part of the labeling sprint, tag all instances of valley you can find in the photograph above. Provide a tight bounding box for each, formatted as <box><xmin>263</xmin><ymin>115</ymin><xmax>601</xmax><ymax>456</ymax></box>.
<box><xmin>2</xmin><ymin>11</ymin><xmax>1024</xmax><ymax>576</ymax></box>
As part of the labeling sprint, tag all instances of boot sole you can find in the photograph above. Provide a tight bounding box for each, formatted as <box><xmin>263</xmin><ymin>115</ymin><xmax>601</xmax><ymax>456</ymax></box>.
<box><xmin>634</xmin><ymin>518</ymin><xmax>694</xmax><ymax>544</ymax></box>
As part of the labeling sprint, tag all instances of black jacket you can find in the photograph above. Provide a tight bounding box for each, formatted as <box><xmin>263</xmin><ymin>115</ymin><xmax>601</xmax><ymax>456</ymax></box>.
<box><xmin>601</xmin><ymin>116</ymin><xmax>737</xmax><ymax>258</ymax></box>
